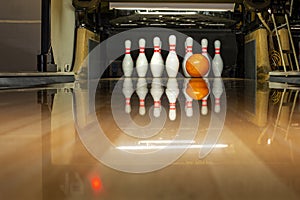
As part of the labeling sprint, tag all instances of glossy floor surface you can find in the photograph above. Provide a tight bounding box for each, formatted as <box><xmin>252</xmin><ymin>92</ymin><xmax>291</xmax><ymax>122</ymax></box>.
<box><xmin>0</xmin><ymin>78</ymin><xmax>300</xmax><ymax>200</ymax></box>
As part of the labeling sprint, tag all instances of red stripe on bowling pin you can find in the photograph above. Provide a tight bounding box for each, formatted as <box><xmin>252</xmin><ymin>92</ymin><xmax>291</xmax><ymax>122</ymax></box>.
<box><xmin>125</xmin><ymin>48</ymin><xmax>131</xmax><ymax>54</ymax></box>
<box><xmin>202</xmin><ymin>47</ymin><xmax>207</xmax><ymax>53</ymax></box>
<box><xmin>169</xmin><ymin>44</ymin><xmax>176</xmax><ymax>51</ymax></box>
<box><xmin>140</xmin><ymin>47</ymin><xmax>145</xmax><ymax>53</ymax></box>
<box><xmin>215</xmin><ymin>98</ymin><xmax>220</xmax><ymax>106</ymax></box>
<box><xmin>169</xmin><ymin>102</ymin><xmax>176</xmax><ymax>110</ymax></box>
<box><xmin>186</xmin><ymin>101</ymin><xmax>193</xmax><ymax>108</ymax></box>
<box><xmin>202</xmin><ymin>99</ymin><xmax>207</xmax><ymax>106</ymax></box>
<box><xmin>154</xmin><ymin>45</ymin><xmax>160</xmax><ymax>53</ymax></box>
<box><xmin>139</xmin><ymin>99</ymin><xmax>145</xmax><ymax>107</ymax></box>
<box><xmin>154</xmin><ymin>100</ymin><xmax>161</xmax><ymax>108</ymax></box>
<box><xmin>125</xmin><ymin>98</ymin><xmax>131</xmax><ymax>105</ymax></box>
<box><xmin>215</xmin><ymin>48</ymin><xmax>220</xmax><ymax>54</ymax></box>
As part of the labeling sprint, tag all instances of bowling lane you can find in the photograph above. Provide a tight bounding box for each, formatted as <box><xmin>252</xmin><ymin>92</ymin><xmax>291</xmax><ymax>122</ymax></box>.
<box><xmin>0</xmin><ymin>78</ymin><xmax>300</xmax><ymax>200</ymax></box>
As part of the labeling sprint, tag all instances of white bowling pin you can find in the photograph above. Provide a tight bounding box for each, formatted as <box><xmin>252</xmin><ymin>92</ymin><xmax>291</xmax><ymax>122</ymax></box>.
<box><xmin>182</xmin><ymin>37</ymin><xmax>193</xmax><ymax>77</ymax></box>
<box><xmin>201</xmin><ymin>38</ymin><xmax>212</xmax><ymax>77</ymax></box>
<box><xmin>136</xmin><ymin>38</ymin><xmax>148</xmax><ymax>77</ymax></box>
<box><xmin>136</xmin><ymin>78</ymin><xmax>148</xmax><ymax>115</ymax></box>
<box><xmin>182</xmin><ymin>78</ymin><xmax>193</xmax><ymax>117</ymax></box>
<box><xmin>166</xmin><ymin>78</ymin><xmax>179</xmax><ymax>120</ymax></box>
<box><xmin>201</xmin><ymin>78</ymin><xmax>210</xmax><ymax>115</ymax></box>
<box><xmin>150</xmin><ymin>78</ymin><xmax>164</xmax><ymax>118</ymax></box>
<box><xmin>150</xmin><ymin>37</ymin><xmax>164</xmax><ymax>77</ymax></box>
<box><xmin>122</xmin><ymin>78</ymin><xmax>134</xmax><ymax>114</ymax></box>
<box><xmin>166</xmin><ymin>35</ymin><xmax>179</xmax><ymax>78</ymax></box>
<box><xmin>122</xmin><ymin>40</ymin><xmax>134</xmax><ymax>77</ymax></box>
<box><xmin>212</xmin><ymin>40</ymin><xmax>223</xmax><ymax>77</ymax></box>
<box><xmin>212</xmin><ymin>78</ymin><xmax>223</xmax><ymax>113</ymax></box>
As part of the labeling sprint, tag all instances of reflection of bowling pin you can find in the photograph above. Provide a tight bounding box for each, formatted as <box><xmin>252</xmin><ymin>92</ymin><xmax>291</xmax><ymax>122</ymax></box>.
<box><xmin>212</xmin><ymin>78</ymin><xmax>223</xmax><ymax>113</ymax></box>
<box><xmin>122</xmin><ymin>40</ymin><xmax>134</xmax><ymax>77</ymax></box>
<box><xmin>150</xmin><ymin>37</ymin><xmax>164</xmax><ymax>77</ymax></box>
<box><xmin>136</xmin><ymin>38</ymin><xmax>148</xmax><ymax>77</ymax></box>
<box><xmin>136</xmin><ymin>78</ymin><xmax>148</xmax><ymax>115</ymax></box>
<box><xmin>212</xmin><ymin>40</ymin><xmax>223</xmax><ymax>77</ymax></box>
<box><xmin>122</xmin><ymin>78</ymin><xmax>134</xmax><ymax>113</ymax></box>
<box><xmin>166</xmin><ymin>78</ymin><xmax>179</xmax><ymax>120</ymax></box>
<box><xmin>201</xmin><ymin>38</ymin><xmax>212</xmax><ymax>77</ymax></box>
<box><xmin>51</xmin><ymin>90</ymin><xmax>75</xmax><ymax>165</ymax></box>
<box><xmin>201</xmin><ymin>78</ymin><xmax>210</xmax><ymax>115</ymax></box>
<box><xmin>150</xmin><ymin>78</ymin><xmax>164</xmax><ymax>118</ymax></box>
<box><xmin>182</xmin><ymin>37</ymin><xmax>193</xmax><ymax>77</ymax></box>
<box><xmin>182</xmin><ymin>78</ymin><xmax>193</xmax><ymax>117</ymax></box>
<box><xmin>166</xmin><ymin>35</ymin><xmax>179</xmax><ymax>77</ymax></box>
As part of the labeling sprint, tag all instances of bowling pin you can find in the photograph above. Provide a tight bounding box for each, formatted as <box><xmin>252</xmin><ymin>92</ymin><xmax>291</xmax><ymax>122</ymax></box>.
<box><xmin>150</xmin><ymin>37</ymin><xmax>164</xmax><ymax>77</ymax></box>
<box><xmin>166</xmin><ymin>35</ymin><xmax>179</xmax><ymax>78</ymax></box>
<box><xmin>201</xmin><ymin>78</ymin><xmax>210</xmax><ymax>115</ymax></box>
<box><xmin>122</xmin><ymin>78</ymin><xmax>134</xmax><ymax>114</ymax></box>
<box><xmin>122</xmin><ymin>40</ymin><xmax>134</xmax><ymax>77</ymax></box>
<box><xmin>182</xmin><ymin>78</ymin><xmax>193</xmax><ymax>117</ymax></box>
<box><xmin>212</xmin><ymin>40</ymin><xmax>223</xmax><ymax>77</ymax></box>
<box><xmin>201</xmin><ymin>38</ymin><xmax>212</xmax><ymax>77</ymax></box>
<box><xmin>136</xmin><ymin>38</ymin><xmax>148</xmax><ymax>77</ymax></box>
<box><xmin>212</xmin><ymin>78</ymin><xmax>223</xmax><ymax>113</ymax></box>
<box><xmin>166</xmin><ymin>78</ymin><xmax>179</xmax><ymax>120</ymax></box>
<box><xmin>182</xmin><ymin>37</ymin><xmax>193</xmax><ymax>77</ymax></box>
<box><xmin>136</xmin><ymin>78</ymin><xmax>148</xmax><ymax>115</ymax></box>
<box><xmin>150</xmin><ymin>78</ymin><xmax>164</xmax><ymax>118</ymax></box>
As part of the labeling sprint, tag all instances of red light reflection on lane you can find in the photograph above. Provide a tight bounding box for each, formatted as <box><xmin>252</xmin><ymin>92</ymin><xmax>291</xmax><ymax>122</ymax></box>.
<box><xmin>91</xmin><ymin>176</ymin><xmax>102</xmax><ymax>191</ymax></box>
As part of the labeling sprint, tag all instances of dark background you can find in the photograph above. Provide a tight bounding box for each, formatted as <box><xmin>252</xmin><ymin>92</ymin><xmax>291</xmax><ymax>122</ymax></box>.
<box><xmin>0</xmin><ymin>1</ymin><xmax>41</xmax><ymax>72</ymax></box>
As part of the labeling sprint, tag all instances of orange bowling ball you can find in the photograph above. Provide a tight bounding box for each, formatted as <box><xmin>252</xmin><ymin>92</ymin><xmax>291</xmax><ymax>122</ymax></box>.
<box><xmin>186</xmin><ymin>54</ymin><xmax>209</xmax><ymax>77</ymax></box>
<box><xmin>186</xmin><ymin>78</ymin><xmax>209</xmax><ymax>100</ymax></box>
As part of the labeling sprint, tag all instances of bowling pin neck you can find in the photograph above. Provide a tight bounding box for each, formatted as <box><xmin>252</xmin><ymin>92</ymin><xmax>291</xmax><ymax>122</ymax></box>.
<box><xmin>154</xmin><ymin>45</ymin><xmax>160</xmax><ymax>52</ymax></box>
<box><xmin>186</xmin><ymin>101</ymin><xmax>193</xmax><ymax>108</ymax></box>
<box><xmin>125</xmin><ymin>98</ymin><xmax>131</xmax><ymax>104</ymax></box>
<box><xmin>154</xmin><ymin>100</ymin><xmax>161</xmax><ymax>108</ymax></box>
<box><xmin>215</xmin><ymin>47</ymin><xmax>221</xmax><ymax>55</ymax></box>
<box><xmin>125</xmin><ymin>40</ymin><xmax>131</xmax><ymax>54</ymax></box>
<box><xmin>169</xmin><ymin>102</ymin><xmax>176</xmax><ymax>109</ymax></box>
<box><xmin>139</xmin><ymin>47</ymin><xmax>145</xmax><ymax>53</ymax></box>
<box><xmin>125</xmin><ymin>47</ymin><xmax>131</xmax><ymax>54</ymax></box>
<box><xmin>139</xmin><ymin>99</ymin><xmax>145</xmax><ymax>106</ymax></box>
<box><xmin>169</xmin><ymin>44</ymin><xmax>176</xmax><ymax>52</ymax></box>
<box><xmin>187</xmin><ymin>45</ymin><xmax>192</xmax><ymax>53</ymax></box>
<box><xmin>202</xmin><ymin>47</ymin><xmax>208</xmax><ymax>53</ymax></box>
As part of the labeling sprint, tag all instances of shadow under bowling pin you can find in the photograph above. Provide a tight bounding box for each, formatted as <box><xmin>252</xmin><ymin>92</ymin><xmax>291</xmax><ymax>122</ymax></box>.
<box><xmin>201</xmin><ymin>78</ymin><xmax>210</xmax><ymax>115</ymax></box>
<box><xmin>51</xmin><ymin>89</ymin><xmax>76</xmax><ymax>165</ymax></box>
<box><xmin>166</xmin><ymin>78</ymin><xmax>179</xmax><ymax>120</ymax></box>
<box><xmin>136</xmin><ymin>78</ymin><xmax>148</xmax><ymax>115</ymax></box>
<box><xmin>212</xmin><ymin>78</ymin><xmax>224</xmax><ymax>113</ymax></box>
<box><xmin>150</xmin><ymin>78</ymin><xmax>164</xmax><ymax>118</ymax></box>
<box><xmin>122</xmin><ymin>78</ymin><xmax>134</xmax><ymax>114</ymax></box>
<box><xmin>182</xmin><ymin>78</ymin><xmax>193</xmax><ymax>117</ymax></box>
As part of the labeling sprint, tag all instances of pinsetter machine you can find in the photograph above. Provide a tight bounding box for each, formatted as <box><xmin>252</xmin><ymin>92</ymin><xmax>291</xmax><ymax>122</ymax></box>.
<box><xmin>38</xmin><ymin>0</ymin><xmax>300</xmax><ymax>80</ymax></box>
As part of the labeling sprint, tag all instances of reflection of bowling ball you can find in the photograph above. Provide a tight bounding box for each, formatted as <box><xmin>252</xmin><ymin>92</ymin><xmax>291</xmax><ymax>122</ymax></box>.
<box><xmin>186</xmin><ymin>78</ymin><xmax>209</xmax><ymax>100</ymax></box>
<box><xmin>186</xmin><ymin>54</ymin><xmax>209</xmax><ymax>77</ymax></box>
